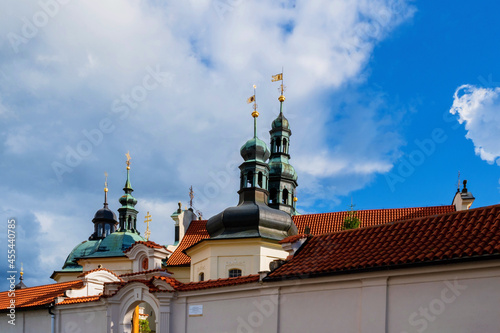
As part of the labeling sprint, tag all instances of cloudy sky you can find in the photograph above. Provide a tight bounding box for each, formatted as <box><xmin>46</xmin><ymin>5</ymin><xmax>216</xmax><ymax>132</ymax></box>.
<box><xmin>1</xmin><ymin>0</ymin><xmax>500</xmax><ymax>289</ymax></box>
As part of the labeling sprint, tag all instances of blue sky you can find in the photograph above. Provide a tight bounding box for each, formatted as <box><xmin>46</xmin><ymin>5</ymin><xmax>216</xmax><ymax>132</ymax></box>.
<box><xmin>1</xmin><ymin>0</ymin><xmax>500</xmax><ymax>290</ymax></box>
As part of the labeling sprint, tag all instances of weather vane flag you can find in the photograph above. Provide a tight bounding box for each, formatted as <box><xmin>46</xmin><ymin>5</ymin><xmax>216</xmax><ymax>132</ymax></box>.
<box><xmin>271</xmin><ymin>73</ymin><xmax>283</xmax><ymax>82</ymax></box>
<box><xmin>272</xmin><ymin>69</ymin><xmax>286</xmax><ymax>105</ymax></box>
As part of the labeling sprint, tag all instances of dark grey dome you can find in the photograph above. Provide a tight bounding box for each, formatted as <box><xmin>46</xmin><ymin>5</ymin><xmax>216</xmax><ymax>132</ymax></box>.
<box><xmin>93</xmin><ymin>205</ymin><xmax>117</xmax><ymax>223</ymax></box>
<box><xmin>206</xmin><ymin>188</ymin><xmax>297</xmax><ymax>240</ymax></box>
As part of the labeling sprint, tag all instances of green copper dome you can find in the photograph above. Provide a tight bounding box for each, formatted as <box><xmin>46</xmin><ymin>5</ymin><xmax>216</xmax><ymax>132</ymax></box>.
<box><xmin>62</xmin><ymin>239</ymin><xmax>101</xmax><ymax>270</ymax></box>
<box><xmin>240</xmin><ymin>137</ymin><xmax>270</xmax><ymax>163</ymax></box>
<box><xmin>269</xmin><ymin>157</ymin><xmax>298</xmax><ymax>181</ymax></box>
<box><xmin>84</xmin><ymin>231</ymin><xmax>146</xmax><ymax>258</ymax></box>
<box><xmin>271</xmin><ymin>112</ymin><xmax>289</xmax><ymax>130</ymax></box>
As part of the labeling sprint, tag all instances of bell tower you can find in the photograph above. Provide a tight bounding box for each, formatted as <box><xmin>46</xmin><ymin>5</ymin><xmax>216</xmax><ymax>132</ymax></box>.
<box><xmin>268</xmin><ymin>73</ymin><xmax>298</xmax><ymax>215</ymax></box>
<box><xmin>118</xmin><ymin>152</ymin><xmax>139</xmax><ymax>232</ymax></box>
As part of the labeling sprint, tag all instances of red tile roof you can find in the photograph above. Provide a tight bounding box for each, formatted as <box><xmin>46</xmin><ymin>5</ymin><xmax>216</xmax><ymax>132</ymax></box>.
<box><xmin>166</xmin><ymin>219</ymin><xmax>209</xmax><ymax>266</ymax></box>
<box><xmin>279</xmin><ymin>234</ymin><xmax>309</xmax><ymax>244</ymax></box>
<box><xmin>124</xmin><ymin>240</ymin><xmax>170</xmax><ymax>253</ymax></box>
<box><xmin>103</xmin><ymin>274</ymin><xmax>259</xmax><ymax>296</ymax></box>
<box><xmin>266</xmin><ymin>204</ymin><xmax>500</xmax><ymax>281</ymax></box>
<box><xmin>292</xmin><ymin>205</ymin><xmax>456</xmax><ymax>234</ymax></box>
<box><xmin>56</xmin><ymin>295</ymin><xmax>101</xmax><ymax>306</ymax></box>
<box><xmin>167</xmin><ymin>206</ymin><xmax>455</xmax><ymax>266</ymax></box>
<box><xmin>120</xmin><ymin>269</ymin><xmax>172</xmax><ymax>277</ymax></box>
<box><xmin>155</xmin><ymin>275</ymin><xmax>259</xmax><ymax>291</ymax></box>
<box><xmin>0</xmin><ymin>280</ymin><xmax>83</xmax><ymax>311</ymax></box>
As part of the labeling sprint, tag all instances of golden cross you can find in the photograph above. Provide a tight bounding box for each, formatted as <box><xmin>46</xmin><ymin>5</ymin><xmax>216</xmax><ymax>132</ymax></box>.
<box><xmin>125</xmin><ymin>151</ymin><xmax>131</xmax><ymax>167</ymax></box>
<box><xmin>144</xmin><ymin>211</ymin><xmax>152</xmax><ymax>241</ymax></box>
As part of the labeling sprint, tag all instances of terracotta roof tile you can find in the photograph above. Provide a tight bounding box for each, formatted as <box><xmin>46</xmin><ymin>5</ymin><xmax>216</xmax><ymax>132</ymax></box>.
<box><xmin>56</xmin><ymin>295</ymin><xmax>101</xmax><ymax>306</ymax></box>
<box><xmin>266</xmin><ymin>204</ymin><xmax>500</xmax><ymax>281</ymax></box>
<box><xmin>166</xmin><ymin>220</ymin><xmax>209</xmax><ymax>266</ymax></box>
<box><xmin>279</xmin><ymin>234</ymin><xmax>310</xmax><ymax>244</ymax></box>
<box><xmin>124</xmin><ymin>240</ymin><xmax>170</xmax><ymax>253</ymax></box>
<box><xmin>0</xmin><ymin>280</ymin><xmax>83</xmax><ymax>311</ymax></box>
<box><xmin>292</xmin><ymin>205</ymin><xmax>455</xmax><ymax>234</ymax></box>
<box><xmin>120</xmin><ymin>269</ymin><xmax>172</xmax><ymax>277</ymax></box>
<box><xmin>167</xmin><ymin>206</ymin><xmax>455</xmax><ymax>266</ymax></box>
<box><xmin>155</xmin><ymin>275</ymin><xmax>259</xmax><ymax>291</ymax></box>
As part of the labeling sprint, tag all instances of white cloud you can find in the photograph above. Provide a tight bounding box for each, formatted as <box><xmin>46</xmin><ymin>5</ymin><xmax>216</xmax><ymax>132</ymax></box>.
<box><xmin>450</xmin><ymin>84</ymin><xmax>500</xmax><ymax>164</ymax></box>
<box><xmin>0</xmin><ymin>0</ymin><xmax>415</xmax><ymax>288</ymax></box>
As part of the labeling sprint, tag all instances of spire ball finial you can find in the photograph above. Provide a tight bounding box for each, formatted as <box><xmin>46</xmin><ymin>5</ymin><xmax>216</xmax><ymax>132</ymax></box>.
<box><xmin>125</xmin><ymin>151</ymin><xmax>131</xmax><ymax>170</ymax></box>
<box><xmin>104</xmin><ymin>171</ymin><xmax>108</xmax><ymax>192</ymax></box>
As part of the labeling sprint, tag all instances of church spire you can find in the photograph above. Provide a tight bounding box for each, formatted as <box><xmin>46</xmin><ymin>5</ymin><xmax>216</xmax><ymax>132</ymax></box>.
<box><xmin>90</xmin><ymin>172</ymin><xmax>118</xmax><ymax>240</ymax></box>
<box><xmin>104</xmin><ymin>171</ymin><xmax>109</xmax><ymax>207</ymax></box>
<box><xmin>268</xmin><ymin>71</ymin><xmax>298</xmax><ymax>215</ymax></box>
<box><xmin>15</xmin><ymin>263</ymin><xmax>27</xmax><ymax>290</ymax></box>
<box><xmin>239</xmin><ymin>85</ymin><xmax>270</xmax><ymax>190</ymax></box>
<box><xmin>118</xmin><ymin>152</ymin><xmax>139</xmax><ymax>232</ymax></box>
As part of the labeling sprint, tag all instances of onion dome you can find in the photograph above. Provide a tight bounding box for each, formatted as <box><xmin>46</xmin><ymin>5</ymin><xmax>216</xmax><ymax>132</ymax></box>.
<box><xmin>240</xmin><ymin>137</ymin><xmax>270</xmax><ymax>163</ymax></box>
<box><xmin>271</xmin><ymin>111</ymin><xmax>289</xmax><ymax>130</ymax></box>
<box><xmin>269</xmin><ymin>160</ymin><xmax>298</xmax><ymax>181</ymax></box>
<box><xmin>93</xmin><ymin>205</ymin><xmax>117</xmax><ymax>223</ymax></box>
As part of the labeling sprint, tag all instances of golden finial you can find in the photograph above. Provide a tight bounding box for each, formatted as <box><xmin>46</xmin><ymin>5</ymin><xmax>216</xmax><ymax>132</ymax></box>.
<box><xmin>144</xmin><ymin>211</ymin><xmax>152</xmax><ymax>241</ymax></box>
<box><xmin>248</xmin><ymin>84</ymin><xmax>259</xmax><ymax>118</ymax></box>
<box><xmin>125</xmin><ymin>151</ymin><xmax>131</xmax><ymax>170</ymax></box>
<box><xmin>20</xmin><ymin>262</ymin><xmax>23</xmax><ymax>277</ymax></box>
<box><xmin>293</xmin><ymin>196</ymin><xmax>298</xmax><ymax>202</ymax></box>
<box><xmin>104</xmin><ymin>171</ymin><xmax>108</xmax><ymax>192</ymax></box>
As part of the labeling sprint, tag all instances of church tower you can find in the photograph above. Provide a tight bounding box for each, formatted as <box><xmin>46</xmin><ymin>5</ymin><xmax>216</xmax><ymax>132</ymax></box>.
<box><xmin>118</xmin><ymin>152</ymin><xmax>139</xmax><ymax>232</ymax></box>
<box><xmin>206</xmin><ymin>85</ymin><xmax>297</xmax><ymax>240</ymax></box>
<box><xmin>268</xmin><ymin>75</ymin><xmax>298</xmax><ymax>215</ymax></box>
<box><xmin>189</xmin><ymin>86</ymin><xmax>297</xmax><ymax>282</ymax></box>
<box><xmin>89</xmin><ymin>173</ymin><xmax>118</xmax><ymax>240</ymax></box>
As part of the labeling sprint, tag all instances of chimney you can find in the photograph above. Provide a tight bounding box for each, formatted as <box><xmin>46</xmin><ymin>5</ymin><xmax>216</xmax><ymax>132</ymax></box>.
<box><xmin>452</xmin><ymin>180</ymin><xmax>475</xmax><ymax>211</ymax></box>
<box><xmin>168</xmin><ymin>202</ymin><xmax>196</xmax><ymax>249</ymax></box>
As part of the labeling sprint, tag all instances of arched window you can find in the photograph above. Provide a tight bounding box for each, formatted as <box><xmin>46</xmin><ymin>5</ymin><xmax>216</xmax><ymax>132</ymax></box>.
<box><xmin>142</xmin><ymin>257</ymin><xmax>149</xmax><ymax>271</ymax></box>
<box><xmin>276</xmin><ymin>140</ymin><xmax>281</xmax><ymax>152</ymax></box>
<box><xmin>270</xmin><ymin>188</ymin><xmax>277</xmax><ymax>204</ymax></box>
<box><xmin>283</xmin><ymin>138</ymin><xmax>288</xmax><ymax>154</ymax></box>
<box><xmin>258</xmin><ymin>172</ymin><xmax>263</xmax><ymax>188</ymax></box>
<box><xmin>97</xmin><ymin>224</ymin><xmax>103</xmax><ymax>237</ymax></box>
<box><xmin>199</xmin><ymin>272</ymin><xmax>204</xmax><ymax>282</ymax></box>
<box><xmin>105</xmin><ymin>224</ymin><xmax>111</xmax><ymax>236</ymax></box>
<box><xmin>229</xmin><ymin>269</ymin><xmax>242</xmax><ymax>278</ymax></box>
<box><xmin>283</xmin><ymin>188</ymin><xmax>289</xmax><ymax>205</ymax></box>
<box><xmin>247</xmin><ymin>171</ymin><xmax>253</xmax><ymax>187</ymax></box>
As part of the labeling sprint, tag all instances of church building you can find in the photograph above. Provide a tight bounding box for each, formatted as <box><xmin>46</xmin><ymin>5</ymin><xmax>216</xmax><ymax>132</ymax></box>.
<box><xmin>1</xmin><ymin>75</ymin><xmax>499</xmax><ymax>333</ymax></box>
